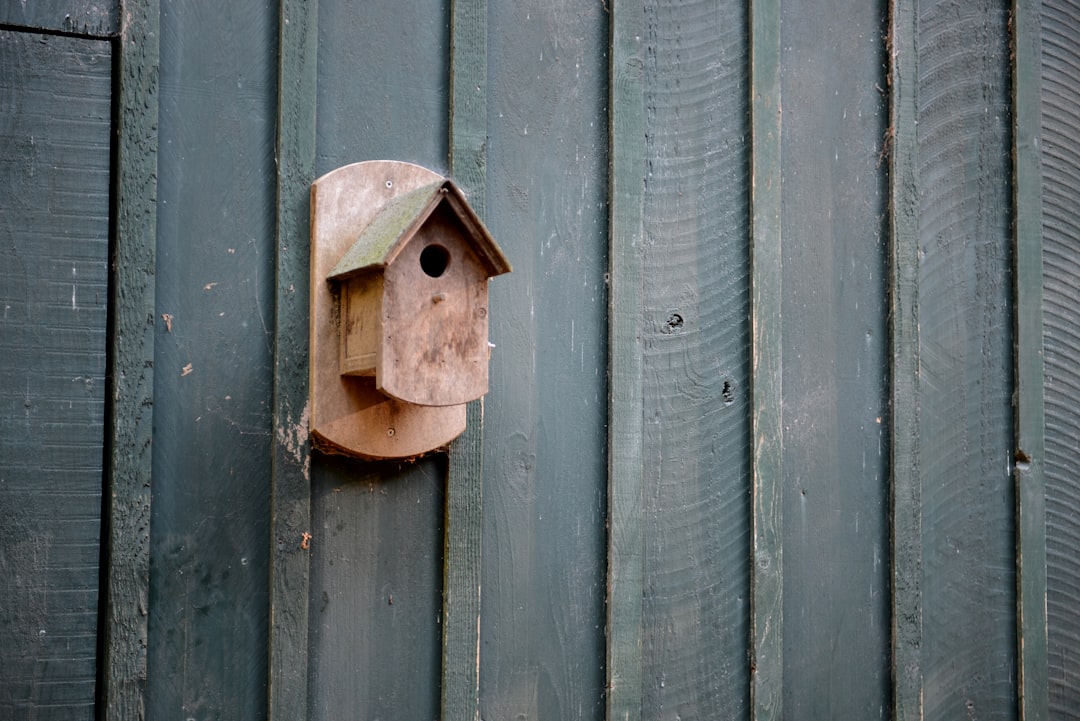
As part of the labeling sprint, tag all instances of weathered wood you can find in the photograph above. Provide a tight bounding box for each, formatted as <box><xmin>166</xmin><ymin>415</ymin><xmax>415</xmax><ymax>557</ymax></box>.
<box><xmin>479</xmin><ymin>1</ymin><xmax>608</xmax><ymax>717</ymax></box>
<box><xmin>308</xmin><ymin>457</ymin><xmax>446</xmax><ymax>720</ymax></box>
<box><xmin>1039</xmin><ymin>0</ymin><xmax>1080</xmax><ymax>717</ymax></box>
<box><xmin>639</xmin><ymin>1</ymin><xmax>751</xmax><ymax>719</ymax></box>
<box><xmin>146</xmin><ymin>0</ymin><xmax>277</xmax><ymax>716</ymax></box>
<box><xmin>0</xmin><ymin>0</ymin><xmax>118</xmax><ymax>36</ymax></box>
<box><xmin>101</xmin><ymin>1</ymin><xmax>158</xmax><ymax>717</ymax></box>
<box><xmin>750</xmin><ymin>0</ymin><xmax>784</xmax><ymax>718</ymax></box>
<box><xmin>917</xmin><ymin>1</ymin><xmax>1017</xmax><ymax>718</ymax></box>
<box><xmin>607</xmin><ymin>0</ymin><xmax>646</xmax><ymax>718</ymax></box>
<box><xmin>779</xmin><ymin>0</ymin><xmax>891</xmax><ymax>717</ymax></box>
<box><xmin>1011</xmin><ymin>2</ymin><xmax>1049</xmax><ymax>720</ymax></box>
<box><xmin>309</xmin><ymin>2</ymin><xmax>449</xmax><ymax>718</ymax></box>
<box><xmin>0</xmin><ymin>29</ymin><xmax>112</xmax><ymax>721</ymax></box>
<box><xmin>444</xmin><ymin>0</ymin><xmax>488</xmax><ymax>716</ymax></box>
<box><xmin>309</xmin><ymin>163</ymin><xmax>468</xmax><ymax>459</ymax></box>
<box><xmin>888</xmin><ymin>1</ymin><xmax>924</xmax><ymax>719</ymax></box>
<box><xmin>269</xmin><ymin>0</ymin><xmax>317</xmax><ymax>716</ymax></box>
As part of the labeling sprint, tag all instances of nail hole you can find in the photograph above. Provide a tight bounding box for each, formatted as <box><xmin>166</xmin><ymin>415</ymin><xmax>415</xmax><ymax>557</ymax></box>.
<box><xmin>664</xmin><ymin>312</ymin><xmax>684</xmax><ymax>333</ymax></box>
<box><xmin>722</xmin><ymin>380</ymin><xmax>735</xmax><ymax>405</ymax></box>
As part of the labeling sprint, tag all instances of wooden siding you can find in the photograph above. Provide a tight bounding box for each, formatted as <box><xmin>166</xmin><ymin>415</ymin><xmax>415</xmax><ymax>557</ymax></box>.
<box><xmin>0</xmin><ymin>1</ymin><xmax>1074</xmax><ymax>719</ymax></box>
<box><xmin>0</xmin><ymin>29</ymin><xmax>112</xmax><ymax>720</ymax></box>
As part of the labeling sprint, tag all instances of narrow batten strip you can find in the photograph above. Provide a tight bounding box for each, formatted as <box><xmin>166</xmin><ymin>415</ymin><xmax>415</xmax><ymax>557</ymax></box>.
<box><xmin>749</xmin><ymin>1</ymin><xmax>783</xmax><ymax>719</ymax></box>
<box><xmin>887</xmin><ymin>1</ymin><xmax>924</xmax><ymax>720</ymax></box>
<box><xmin>443</xmin><ymin>2</ymin><xmax>488</xmax><ymax>718</ymax></box>
<box><xmin>268</xmin><ymin>0</ymin><xmax>318</xmax><ymax>719</ymax></box>
<box><xmin>606</xmin><ymin>0</ymin><xmax>646</xmax><ymax>718</ymax></box>
<box><xmin>1011</xmin><ymin>1</ymin><xmax>1049</xmax><ymax>719</ymax></box>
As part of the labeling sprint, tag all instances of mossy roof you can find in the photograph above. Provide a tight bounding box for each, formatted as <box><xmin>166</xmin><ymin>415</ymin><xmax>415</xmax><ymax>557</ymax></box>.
<box><xmin>328</xmin><ymin>179</ymin><xmax>511</xmax><ymax>281</ymax></box>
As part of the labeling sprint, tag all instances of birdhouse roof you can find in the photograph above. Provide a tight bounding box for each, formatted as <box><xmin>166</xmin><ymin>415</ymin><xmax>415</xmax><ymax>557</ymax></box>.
<box><xmin>328</xmin><ymin>179</ymin><xmax>512</xmax><ymax>282</ymax></box>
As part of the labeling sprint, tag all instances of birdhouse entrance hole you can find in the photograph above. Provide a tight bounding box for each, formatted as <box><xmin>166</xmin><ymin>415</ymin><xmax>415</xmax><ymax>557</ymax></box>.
<box><xmin>420</xmin><ymin>244</ymin><xmax>450</xmax><ymax>278</ymax></box>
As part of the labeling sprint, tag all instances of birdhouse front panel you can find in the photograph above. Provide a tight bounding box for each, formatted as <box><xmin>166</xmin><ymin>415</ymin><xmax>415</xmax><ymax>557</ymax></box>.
<box><xmin>377</xmin><ymin>203</ymin><xmax>491</xmax><ymax>407</ymax></box>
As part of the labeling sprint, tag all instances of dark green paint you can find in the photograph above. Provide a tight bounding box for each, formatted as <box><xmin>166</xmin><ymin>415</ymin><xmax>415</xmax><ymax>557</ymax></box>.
<box><xmin>102</xmin><ymin>1</ymin><xmax>158</xmax><ymax>716</ymax></box>
<box><xmin>0</xmin><ymin>30</ymin><xmax>112</xmax><ymax>720</ymax></box>
<box><xmin>640</xmin><ymin>2</ymin><xmax>751</xmax><ymax>719</ymax></box>
<box><xmin>888</xmin><ymin>0</ymin><xmax>923</xmax><ymax>719</ymax></box>
<box><xmin>147</xmin><ymin>1</ymin><xmax>278</xmax><ymax>717</ymax></box>
<box><xmin>480</xmin><ymin>2</ymin><xmax>609</xmax><ymax>718</ymax></box>
<box><xmin>779</xmin><ymin>2</ymin><xmax>891</xmax><ymax>717</ymax></box>
<box><xmin>269</xmin><ymin>0</ymin><xmax>317</xmax><ymax>718</ymax></box>
<box><xmin>307</xmin><ymin>2</ymin><xmax>449</xmax><ymax>719</ymax></box>
<box><xmin>749</xmin><ymin>0</ymin><xmax>784</xmax><ymax>718</ymax></box>
<box><xmin>443</xmin><ymin>0</ymin><xmax>488</xmax><ymax>717</ymax></box>
<box><xmin>917</xmin><ymin>2</ymin><xmax>1017</xmax><ymax>718</ymax></box>
<box><xmin>1039</xmin><ymin>0</ymin><xmax>1080</xmax><ymax>718</ymax></box>
<box><xmin>0</xmin><ymin>0</ymin><xmax>118</xmax><ymax>36</ymax></box>
<box><xmin>307</xmin><ymin>459</ymin><xmax>445</xmax><ymax>721</ymax></box>
<box><xmin>1011</xmin><ymin>2</ymin><xmax>1048</xmax><ymax>720</ymax></box>
<box><xmin>607</xmin><ymin>0</ymin><xmax>645</xmax><ymax>718</ymax></box>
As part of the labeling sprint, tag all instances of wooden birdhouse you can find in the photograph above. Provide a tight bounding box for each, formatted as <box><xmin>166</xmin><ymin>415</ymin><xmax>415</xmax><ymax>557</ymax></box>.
<box><xmin>327</xmin><ymin>179</ymin><xmax>511</xmax><ymax>407</ymax></box>
<box><xmin>309</xmin><ymin>160</ymin><xmax>511</xmax><ymax>460</ymax></box>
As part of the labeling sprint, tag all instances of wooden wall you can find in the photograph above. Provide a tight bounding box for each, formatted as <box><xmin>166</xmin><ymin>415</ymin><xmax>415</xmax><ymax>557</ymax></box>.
<box><xmin>0</xmin><ymin>1</ymin><xmax>1078</xmax><ymax>720</ymax></box>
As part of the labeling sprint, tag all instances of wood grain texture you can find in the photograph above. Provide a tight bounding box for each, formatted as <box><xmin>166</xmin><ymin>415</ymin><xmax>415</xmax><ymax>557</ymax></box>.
<box><xmin>1011</xmin><ymin>1</ymin><xmax>1049</xmax><ymax>719</ymax></box>
<box><xmin>0</xmin><ymin>30</ymin><xmax>112</xmax><ymax>721</ymax></box>
<box><xmin>1040</xmin><ymin>0</ymin><xmax>1080</xmax><ymax>717</ymax></box>
<box><xmin>0</xmin><ymin>0</ymin><xmax>118</xmax><ymax>36</ymax></box>
<box><xmin>308</xmin><ymin>2</ymin><xmax>449</xmax><ymax>719</ymax></box>
<box><xmin>147</xmin><ymin>0</ymin><xmax>277</xmax><ymax>717</ymax></box>
<box><xmin>480</xmin><ymin>1</ymin><xmax>608</xmax><ymax>718</ymax></box>
<box><xmin>269</xmin><ymin>0</ymin><xmax>317</xmax><ymax>717</ymax></box>
<box><xmin>307</xmin><ymin>458</ymin><xmax>445</xmax><ymax>721</ymax></box>
<box><xmin>779</xmin><ymin>1</ymin><xmax>891</xmax><ymax>717</ymax></box>
<box><xmin>887</xmin><ymin>1</ymin><xmax>924</xmax><ymax>719</ymax></box>
<box><xmin>102</xmin><ymin>1</ymin><xmax>158</xmax><ymax>717</ymax></box>
<box><xmin>640</xmin><ymin>1</ymin><xmax>751</xmax><ymax>720</ymax></box>
<box><xmin>607</xmin><ymin>0</ymin><xmax>646</xmax><ymax>719</ymax></box>
<box><xmin>917</xmin><ymin>1</ymin><xmax>1017</xmax><ymax>718</ymax></box>
<box><xmin>445</xmin><ymin>0</ymin><xmax>488</xmax><ymax>717</ymax></box>
<box><xmin>750</xmin><ymin>0</ymin><xmax>783</xmax><ymax>718</ymax></box>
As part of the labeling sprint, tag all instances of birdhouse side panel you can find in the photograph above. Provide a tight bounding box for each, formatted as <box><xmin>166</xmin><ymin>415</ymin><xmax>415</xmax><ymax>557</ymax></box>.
<box><xmin>339</xmin><ymin>272</ymin><xmax>382</xmax><ymax>376</ymax></box>
<box><xmin>377</xmin><ymin>221</ymin><xmax>491</xmax><ymax>407</ymax></box>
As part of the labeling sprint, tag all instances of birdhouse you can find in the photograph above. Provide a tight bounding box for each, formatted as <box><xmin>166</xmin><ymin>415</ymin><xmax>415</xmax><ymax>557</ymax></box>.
<box><xmin>327</xmin><ymin>179</ymin><xmax>511</xmax><ymax>407</ymax></box>
<box><xmin>309</xmin><ymin>161</ymin><xmax>511</xmax><ymax>461</ymax></box>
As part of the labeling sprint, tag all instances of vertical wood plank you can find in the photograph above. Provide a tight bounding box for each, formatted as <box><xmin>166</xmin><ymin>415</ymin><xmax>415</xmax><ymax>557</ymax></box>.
<box><xmin>9</xmin><ymin>7</ymin><xmax>156</xmax><ymax>720</ymax></box>
<box><xmin>1039</xmin><ymin>0</ymin><xmax>1080</xmax><ymax>716</ymax></box>
<box><xmin>269</xmin><ymin>0</ymin><xmax>318</xmax><ymax>719</ymax></box>
<box><xmin>444</xmin><ymin>1</ymin><xmax>487</xmax><ymax>718</ymax></box>
<box><xmin>888</xmin><ymin>1</ymin><xmax>923</xmax><ymax>720</ymax></box>
<box><xmin>749</xmin><ymin>1</ymin><xmax>783</xmax><ymax>719</ymax></box>
<box><xmin>917</xmin><ymin>1</ymin><xmax>1017</xmax><ymax>717</ymax></box>
<box><xmin>0</xmin><ymin>30</ymin><xmax>112</xmax><ymax>720</ymax></box>
<box><xmin>101</xmin><ymin>1</ymin><xmax>158</xmax><ymax>718</ymax></box>
<box><xmin>608</xmin><ymin>0</ymin><xmax>646</xmax><ymax>719</ymax></box>
<box><xmin>1011</xmin><ymin>1</ymin><xmax>1049</xmax><ymax>720</ymax></box>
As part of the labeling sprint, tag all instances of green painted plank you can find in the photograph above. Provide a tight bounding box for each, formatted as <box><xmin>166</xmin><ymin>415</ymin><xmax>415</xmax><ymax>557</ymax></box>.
<box><xmin>147</xmin><ymin>1</ymin><xmax>278</xmax><ymax>717</ymax></box>
<box><xmin>307</xmin><ymin>3</ymin><xmax>449</xmax><ymax>719</ymax></box>
<box><xmin>444</xmin><ymin>2</ymin><xmax>487</xmax><ymax>719</ymax></box>
<box><xmin>1011</xmin><ymin>2</ymin><xmax>1049</xmax><ymax>720</ymax></box>
<box><xmin>778</xmin><ymin>1</ymin><xmax>892</xmax><ymax>717</ymax></box>
<box><xmin>1039</xmin><ymin>0</ymin><xmax>1080</xmax><ymax>716</ymax></box>
<box><xmin>749</xmin><ymin>0</ymin><xmax>783</xmax><ymax>718</ymax></box>
<box><xmin>917</xmin><ymin>2</ymin><xmax>1017</xmax><ymax>718</ymax></box>
<box><xmin>269</xmin><ymin>0</ymin><xmax>318</xmax><ymax>719</ymax></box>
<box><xmin>888</xmin><ymin>1</ymin><xmax>923</xmax><ymax>719</ymax></box>
<box><xmin>639</xmin><ymin>1</ymin><xmax>751</xmax><ymax>718</ymax></box>
<box><xmin>480</xmin><ymin>2</ymin><xmax>608</xmax><ymax>718</ymax></box>
<box><xmin>0</xmin><ymin>0</ymin><xmax>118</xmax><ymax>36</ymax></box>
<box><xmin>0</xmin><ymin>29</ymin><xmax>112</xmax><ymax>721</ymax></box>
<box><xmin>101</xmin><ymin>1</ymin><xmax>158</xmax><ymax>717</ymax></box>
<box><xmin>608</xmin><ymin>0</ymin><xmax>645</xmax><ymax>718</ymax></box>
